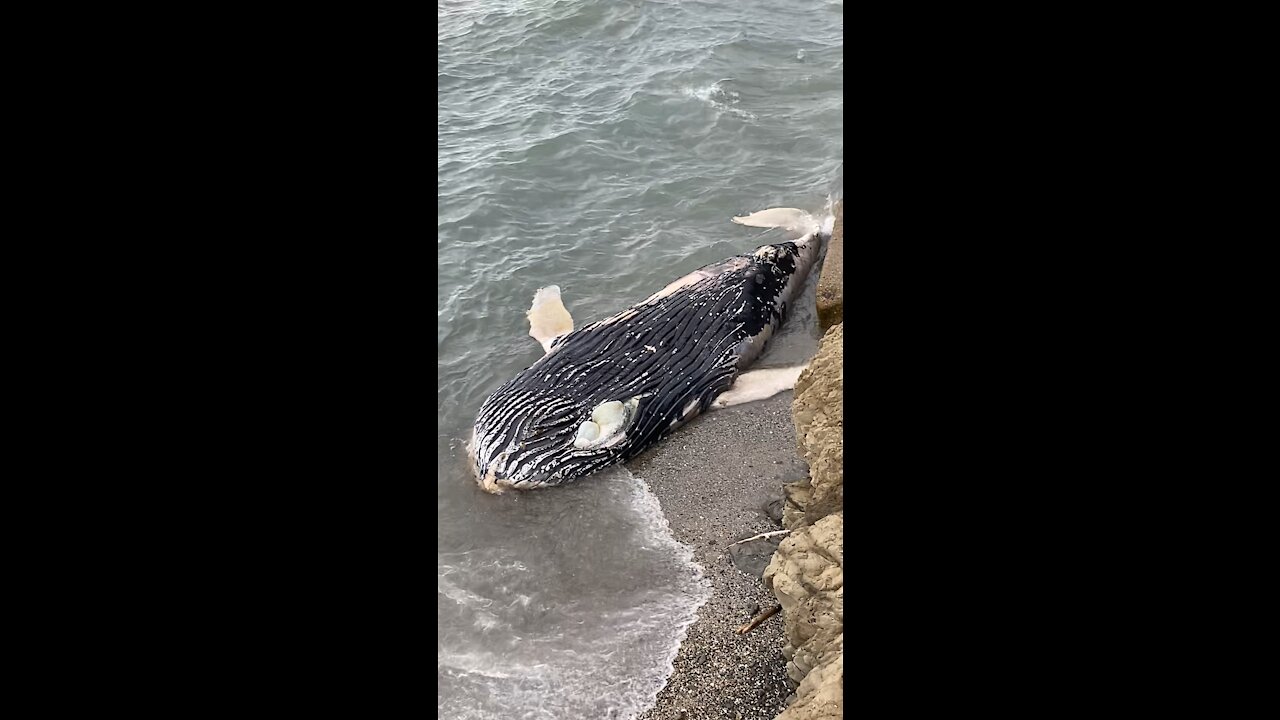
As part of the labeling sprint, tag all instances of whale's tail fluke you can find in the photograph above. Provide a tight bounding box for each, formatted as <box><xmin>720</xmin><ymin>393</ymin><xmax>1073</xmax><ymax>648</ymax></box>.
<box><xmin>731</xmin><ymin>207</ymin><xmax>818</xmax><ymax>234</ymax></box>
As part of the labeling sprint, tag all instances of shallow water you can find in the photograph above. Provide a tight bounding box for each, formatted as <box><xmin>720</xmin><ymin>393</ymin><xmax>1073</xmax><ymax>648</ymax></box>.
<box><xmin>438</xmin><ymin>467</ymin><xmax>710</xmax><ymax>719</ymax></box>
<box><xmin>438</xmin><ymin>0</ymin><xmax>842</xmax><ymax>716</ymax></box>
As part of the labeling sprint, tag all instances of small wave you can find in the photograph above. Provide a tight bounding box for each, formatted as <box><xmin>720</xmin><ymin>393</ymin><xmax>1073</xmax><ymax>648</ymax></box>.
<box><xmin>438</xmin><ymin>574</ymin><xmax>494</xmax><ymax>609</ymax></box>
<box><xmin>614</xmin><ymin>466</ymin><xmax>706</xmax><ymax>589</ymax></box>
<box><xmin>437</xmin><ymin>466</ymin><xmax>710</xmax><ymax>719</ymax></box>
<box><xmin>680</xmin><ymin>79</ymin><xmax>757</xmax><ymax>120</ymax></box>
<box><xmin>438</xmin><ymin>651</ymin><xmax>519</xmax><ymax>680</ymax></box>
<box><xmin>615</xmin><ymin>467</ymin><xmax>712</xmax><ymax>714</ymax></box>
<box><xmin>820</xmin><ymin>193</ymin><xmax>838</xmax><ymax>236</ymax></box>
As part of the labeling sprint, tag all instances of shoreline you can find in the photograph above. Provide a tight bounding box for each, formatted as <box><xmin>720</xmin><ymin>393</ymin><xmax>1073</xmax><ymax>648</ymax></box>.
<box><xmin>629</xmin><ymin>392</ymin><xmax>807</xmax><ymax>720</ymax></box>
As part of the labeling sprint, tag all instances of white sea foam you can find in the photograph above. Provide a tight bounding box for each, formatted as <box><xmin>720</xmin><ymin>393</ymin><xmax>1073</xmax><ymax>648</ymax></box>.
<box><xmin>612</xmin><ymin>467</ymin><xmax>712</xmax><ymax>712</ymax></box>
<box><xmin>681</xmin><ymin>79</ymin><xmax>758</xmax><ymax>120</ymax></box>
<box><xmin>821</xmin><ymin>192</ymin><xmax>837</xmax><ymax>236</ymax></box>
<box><xmin>436</xmin><ymin>466</ymin><xmax>711</xmax><ymax>720</ymax></box>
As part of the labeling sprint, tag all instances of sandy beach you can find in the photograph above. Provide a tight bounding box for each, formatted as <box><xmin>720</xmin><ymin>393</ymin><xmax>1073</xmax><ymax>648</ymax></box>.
<box><xmin>629</xmin><ymin>391</ymin><xmax>807</xmax><ymax>720</ymax></box>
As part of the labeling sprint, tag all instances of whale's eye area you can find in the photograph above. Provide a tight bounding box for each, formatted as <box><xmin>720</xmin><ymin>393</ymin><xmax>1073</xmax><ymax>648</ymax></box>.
<box><xmin>573</xmin><ymin>398</ymin><xmax>639</xmax><ymax>450</ymax></box>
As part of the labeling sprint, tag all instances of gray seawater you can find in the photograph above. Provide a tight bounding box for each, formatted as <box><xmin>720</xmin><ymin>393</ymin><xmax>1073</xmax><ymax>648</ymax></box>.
<box><xmin>438</xmin><ymin>1</ymin><xmax>842</xmax><ymax>717</ymax></box>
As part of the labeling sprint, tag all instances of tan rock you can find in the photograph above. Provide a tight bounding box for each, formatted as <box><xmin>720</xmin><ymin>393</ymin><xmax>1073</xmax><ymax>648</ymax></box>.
<box><xmin>777</xmin><ymin>639</ymin><xmax>843</xmax><ymax>720</ymax></box>
<box><xmin>764</xmin><ymin>512</ymin><xmax>843</xmax><ymax>718</ymax></box>
<box><xmin>767</xmin><ymin>321</ymin><xmax>843</xmax><ymax>720</ymax></box>
<box><xmin>782</xmin><ymin>479</ymin><xmax>811</xmax><ymax>529</ymax></box>
<box><xmin>815</xmin><ymin>201</ymin><xmax>843</xmax><ymax>331</ymax></box>
<box><xmin>790</xmin><ymin>323</ymin><xmax>843</xmax><ymax>529</ymax></box>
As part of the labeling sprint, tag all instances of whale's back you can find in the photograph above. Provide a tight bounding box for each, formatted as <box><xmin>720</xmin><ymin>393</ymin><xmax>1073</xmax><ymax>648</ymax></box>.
<box><xmin>476</xmin><ymin>240</ymin><xmax>815</xmax><ymax>474</ymax></box>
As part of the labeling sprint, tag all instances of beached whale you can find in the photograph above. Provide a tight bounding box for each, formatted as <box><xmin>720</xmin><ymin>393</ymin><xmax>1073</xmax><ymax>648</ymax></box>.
<box><xmin>469</xmin><ymin>207</ymin><xmax>827</xmax><ymax>493</ymax></box>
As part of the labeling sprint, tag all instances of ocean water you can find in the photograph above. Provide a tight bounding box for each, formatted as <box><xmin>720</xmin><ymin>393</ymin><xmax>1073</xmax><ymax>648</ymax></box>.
<box><xmin>438</xmin><ymin>1</ymin><xmax>843</xmax><ymax>717</ymax></box>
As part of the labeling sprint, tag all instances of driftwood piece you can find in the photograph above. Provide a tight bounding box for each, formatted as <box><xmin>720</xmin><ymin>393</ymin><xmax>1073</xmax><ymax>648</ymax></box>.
<box><xmin>728</xmin><ymin>529</ymin><xmax>790</xmax><ymax>547</ymax></box>
<box><xmin>735</xmin><ymin>605</ymin><xmax>781</xmax><ymax>635</ymax></box>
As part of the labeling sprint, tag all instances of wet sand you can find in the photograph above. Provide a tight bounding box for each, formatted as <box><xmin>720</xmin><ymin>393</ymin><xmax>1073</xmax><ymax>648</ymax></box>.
<box><xmin>629</xmin><ymin>392</ymin><xmax>807</xmax><ymax>720</ymax></box>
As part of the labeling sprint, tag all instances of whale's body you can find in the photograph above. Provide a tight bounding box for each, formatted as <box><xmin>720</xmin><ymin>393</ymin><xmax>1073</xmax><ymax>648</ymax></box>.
<box><xmin>470</xmin><ymin>209</ymin><xmax>826</xmax><ymax>493</ymax></box>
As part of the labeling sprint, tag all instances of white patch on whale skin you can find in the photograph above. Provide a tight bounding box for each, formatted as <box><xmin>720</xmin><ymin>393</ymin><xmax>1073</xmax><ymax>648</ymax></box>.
<box><xmin>710</xmin><ymin>364</ymin><xmax>808</xmax><ymax>409</ymax></box>
<box><xmin>681</xmin><ymin>398</ymin><xmax>701</xmax><ymax>418</ymax></box>
<box><xmin>573</xmin><ymin>397</ymin><xmax>641</xmax><ymax>450</ymax></box>
<box><xmin>575</xmin><ymin>421</ymin><xmax>601</xmax><ymax>446</ymax></box>
<box><xmin>591</xmin><ymin>401</ymin><xmax>627</xmax><ymax>436</ymax></box>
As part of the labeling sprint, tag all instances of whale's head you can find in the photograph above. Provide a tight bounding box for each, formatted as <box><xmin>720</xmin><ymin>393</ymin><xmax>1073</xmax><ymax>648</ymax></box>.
<box><xmin>470</xmin><ymin>395</ymin><xmax>642</xmax><ymax>493</ymax></box>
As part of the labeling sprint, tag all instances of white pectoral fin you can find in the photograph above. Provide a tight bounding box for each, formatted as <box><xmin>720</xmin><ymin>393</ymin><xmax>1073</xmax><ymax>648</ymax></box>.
<box><xmin>527</xmin><ymin>285</ymin><xmax>575</xmax><ymax>354</ymax></box>
<box><xmin>711</xmin><ymin>364</ymin><xmax>808</xmax><ymax>409</ymax></box>
<box><xmin>731</xmin><ymin>207</ymin><xmax>817</xmax><ymax>234</ymax></box>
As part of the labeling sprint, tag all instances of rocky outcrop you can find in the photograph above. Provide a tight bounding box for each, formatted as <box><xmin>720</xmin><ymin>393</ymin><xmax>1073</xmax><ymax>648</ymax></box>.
<box><xmin>765</xmin><ymin>513</ymin><xmax>842</xmax><ymax>719</ymax></box>
<box><xmin>764</xmin><ymin>311</ymin><xmax>843</xmax><ymax>719</ymax></box>
<box><xmin>815</xmin><ymin>200</ymin><xmax>843</xmax><ymax>331</ymax></box>
<box><xmin>789</xmin><ymin>323</ymin><xmax>843</xmax><ymax>527</ymax></box>
<box><xmin>781</xmin><ymin>637</ymin><xmax>842</xmax><ymax>720</ymax></box>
